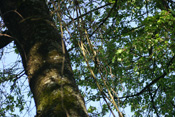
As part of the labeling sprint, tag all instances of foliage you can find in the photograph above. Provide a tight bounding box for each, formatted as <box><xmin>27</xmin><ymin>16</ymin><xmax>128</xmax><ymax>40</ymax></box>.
<box><xmin>0</xmin><ymin>45</ymin><xmax>34</xmax><ymax>117</ymax></box>
<box><xmin>0</xmin><ymin>0</ymin><xmax>175</xmax><ymax>116</ymax></box>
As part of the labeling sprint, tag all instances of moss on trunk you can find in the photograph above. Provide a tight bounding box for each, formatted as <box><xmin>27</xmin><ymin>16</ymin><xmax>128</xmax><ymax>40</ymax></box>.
<box><xmin>0</xmin><ymin>0</ymin><xmax>88</xmax><ymax>116</ymax></box>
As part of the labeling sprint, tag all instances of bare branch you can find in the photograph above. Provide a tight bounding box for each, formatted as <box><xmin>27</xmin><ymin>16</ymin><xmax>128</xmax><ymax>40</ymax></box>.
<box><xmin>66</xmin><ymin>3</ymin><xmax>112</xmax><ymax>26</ymax></box>
<box><xmin>0</xmin><ymin>30</ymin><xmax>13</xmax><ymax>49</ymax></box>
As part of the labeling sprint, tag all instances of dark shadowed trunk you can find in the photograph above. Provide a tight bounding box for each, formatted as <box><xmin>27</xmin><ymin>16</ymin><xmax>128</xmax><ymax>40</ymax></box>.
<box><xmin>0</xmin><ymin>0</ymin><xmax>88</xmax><ymax>116</ymax></box>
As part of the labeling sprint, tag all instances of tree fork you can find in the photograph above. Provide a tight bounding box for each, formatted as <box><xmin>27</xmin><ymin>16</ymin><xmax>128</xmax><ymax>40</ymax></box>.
<box><xmin>0</xmin><ymin>0</ymin><xmax>88</xmax><ymax>116</ymax></box>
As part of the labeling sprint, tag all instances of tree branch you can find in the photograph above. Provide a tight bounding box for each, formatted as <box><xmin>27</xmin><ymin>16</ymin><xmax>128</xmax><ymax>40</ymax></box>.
<box><xmin>148</xmin><ymin>87</ymin><xmax>160</xmax><ymax>117</ymax></box>
<box><xmin>66</xmin><ymin>3</ymin><xmax>112</xmax><ymax>26</ymax></box>
<box><xmin>119</xmin><ymin>55</ymin><xmax>175</xmax><ymax>99</ymax></box>
<box><xmin>90</xmin><ymin>1</ymin><xmax>118</xmax><ymax>37</ymax></box>
<box><xmin>0</xmin><ymin>30</ymin><xmax>13</xmax><ymax>49</ymax></box>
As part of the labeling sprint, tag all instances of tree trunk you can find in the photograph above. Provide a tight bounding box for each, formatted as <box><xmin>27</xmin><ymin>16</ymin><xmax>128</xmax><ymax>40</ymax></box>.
<box><xmin>0</xmin><ymin>0</ymin><xmax>88</xmax><ymax>116</ymax></box>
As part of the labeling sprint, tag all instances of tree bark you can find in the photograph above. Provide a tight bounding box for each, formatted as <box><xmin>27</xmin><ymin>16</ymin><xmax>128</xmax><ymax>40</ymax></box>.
<box><xmin>0</xmin><ymin>0</ymin><xmax>88</xmax><ymax>116</ymax></box>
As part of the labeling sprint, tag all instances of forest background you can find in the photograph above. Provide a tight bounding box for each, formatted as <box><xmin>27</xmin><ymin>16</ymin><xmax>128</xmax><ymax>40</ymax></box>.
<box><xmin>0</xmin><ymin>0</ymin><xmax>175</xmax><ymax>116</ymax></box>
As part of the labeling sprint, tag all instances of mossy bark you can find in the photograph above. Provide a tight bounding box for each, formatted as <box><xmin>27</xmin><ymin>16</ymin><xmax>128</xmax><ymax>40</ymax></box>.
<box><xmin>0</xmin><ymin>0</ymin><xmax>88</xmax><ymax>116</ymax></box>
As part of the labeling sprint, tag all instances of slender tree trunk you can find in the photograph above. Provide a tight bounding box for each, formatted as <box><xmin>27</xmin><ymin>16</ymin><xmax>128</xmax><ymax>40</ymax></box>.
<box><xmin>0</xmin><ymin>0</ymin><xmax>88</xmax><ymax>116</ymax></box>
